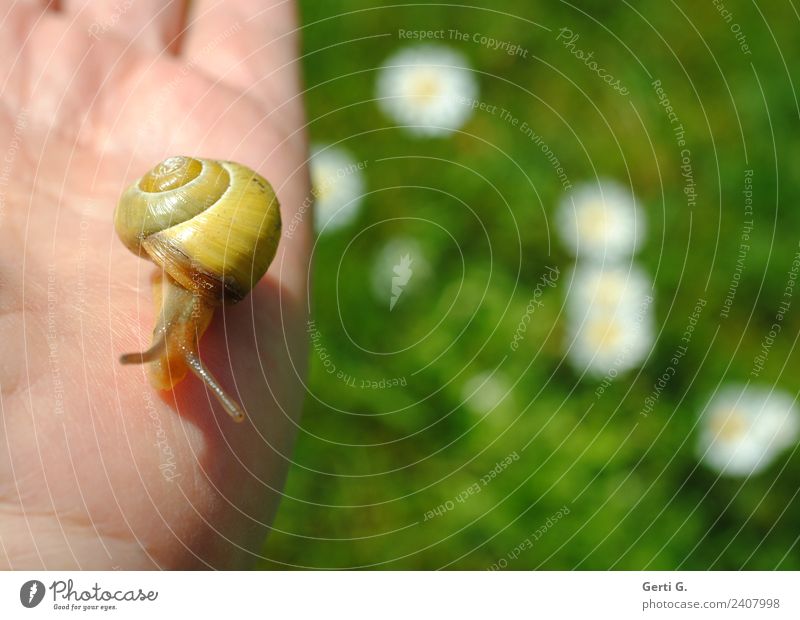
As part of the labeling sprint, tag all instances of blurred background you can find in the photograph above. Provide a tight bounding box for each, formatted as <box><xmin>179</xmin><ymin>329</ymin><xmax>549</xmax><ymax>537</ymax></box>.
<box><xmin>260</xmin><ymin>0</ymin><xmax>800</xmax><ymax>569</ymax></box>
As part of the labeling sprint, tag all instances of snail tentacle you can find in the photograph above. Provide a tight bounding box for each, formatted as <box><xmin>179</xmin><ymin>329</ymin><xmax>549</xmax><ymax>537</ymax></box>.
<box><xmin>119</xmin><ymin>271</ymin><xmax>246</xmax><ymax>423</ymax></box>
<box><xmin>183</xmin><ymin>351</ymin><xmax>245</xmax><ymax>422</ymax></box>
<box><xmin>119</xmin><ymin>332</ymin><xmax>167</xmax><ymax>365</ymax></box>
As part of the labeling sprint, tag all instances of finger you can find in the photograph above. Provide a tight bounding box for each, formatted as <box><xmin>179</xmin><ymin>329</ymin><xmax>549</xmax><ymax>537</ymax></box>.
<box><xmin>182</xmin><ymin>0</ymin><xmax>303</xmax><ymax>112</ymax></box>
<box><xmin>63</xmin><ymin>0</ymin><xmax>188</xmax><ymax>53</ymax></box>
<box><xmin>4</xmin><ymin>0</ymin><xmax>56</xmax><ymax>26</ymax></box>
<box><xmin>35</xmin><ymin>0</ymin><xmax>61</xmax><ymax>12</ymax></box>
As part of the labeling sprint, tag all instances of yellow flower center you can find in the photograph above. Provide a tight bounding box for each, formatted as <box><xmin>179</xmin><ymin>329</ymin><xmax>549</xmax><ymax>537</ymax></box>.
<box><xmin>593</xmin><ymin>274</ymin><xmax>627</xmax><ymax>307</ymax></box>
<box><xmin>586</xmin><ymin>318</ymin><xmax>623</xmax><ymax>350</ymax></box>
<box><xmin>577</xmin><ymin>201</ymin><xmax>609</xmax><ymax>243</ymax></box>
<box><xmin>409</xmin><ymin>71</ymin><xmax>442</xmax><ymax>103</ymax></box>
<box><xmin>710</xmin><ymin>408</ymin><xmax>747</xmax><ymax>442</ymax></box>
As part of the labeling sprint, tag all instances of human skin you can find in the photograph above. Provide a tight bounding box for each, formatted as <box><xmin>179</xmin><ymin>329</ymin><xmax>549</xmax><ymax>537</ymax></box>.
<box><xmin>0</xmin><ymin>0</ymin><xmax>310</xmax><ymax>568</ymax></box>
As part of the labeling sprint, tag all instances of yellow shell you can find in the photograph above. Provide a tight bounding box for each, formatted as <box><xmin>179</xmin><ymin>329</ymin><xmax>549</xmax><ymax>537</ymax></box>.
<box><xmin>115</xmin><ymin>156</ymin><xmax>281</xmax><ymax>303</ymax></box>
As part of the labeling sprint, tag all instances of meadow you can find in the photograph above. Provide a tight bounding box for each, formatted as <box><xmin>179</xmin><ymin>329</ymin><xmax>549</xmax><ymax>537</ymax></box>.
<box><xmin>260</xmin><ymin>0</ymin><xmax>800</xmax><ymax>569</ymax></box>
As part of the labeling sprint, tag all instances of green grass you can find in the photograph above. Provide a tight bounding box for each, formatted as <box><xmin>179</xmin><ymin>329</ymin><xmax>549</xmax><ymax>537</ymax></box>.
<box><xmin>260</xmin><ymin>0</ymin><xmax>800</xmax><ymax>569</ymax></box>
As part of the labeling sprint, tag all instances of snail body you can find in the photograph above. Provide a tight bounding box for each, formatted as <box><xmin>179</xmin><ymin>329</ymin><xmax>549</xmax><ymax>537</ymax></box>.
<box><xmin>115</xmin><ymin>156</ymin><xmax>281</xmax><ymax>422</ymax></box>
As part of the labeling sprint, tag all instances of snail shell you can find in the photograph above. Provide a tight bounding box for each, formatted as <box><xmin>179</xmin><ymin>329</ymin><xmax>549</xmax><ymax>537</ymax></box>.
<box><xmin>115</xmin><ymin>156</ymin><xmax>281</xmax><ymax>304</ymax></box>
<box><xmin>115</xmin><ymin>156</ymin><xmax>282</xmax><ymax>422</ymax></box>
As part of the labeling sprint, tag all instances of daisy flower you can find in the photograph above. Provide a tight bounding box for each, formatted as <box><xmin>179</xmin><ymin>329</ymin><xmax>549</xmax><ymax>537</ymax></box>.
<box><xmin>565</xmin><ymin>264</ymin><xmax>653</xmax><ymax>319</ymax></box>
<box><xmin>461</xmin><ymin>371</ymin><xmax>512</xmax><ymax>416</ymax></box>
<box><xmin>556</xmin><ymin>179</ymin><xmax>645</xmax><ymax>262</ymax></box>
<box><xmin>376</xmin><ymin>45</ymin><xmax>478</xmax><ymax>137</ymax></box>
<box><xmin>565</xmin><ymin>305</ymin><xmax>654</xmax><ymax>377</ymax></box>
<box><xmin>697</xmin><ymin>385</ymin><xmax>799</xmax><ymax>476</ymax></box>
<box><xmin>564</xmin><ymin>266</ymin><xmax>654</xmax><ymax>377</ymax></box>
<box><xmin>310</xmin><ymin>145</ymin><xmax>365</xmax><ymax>234</ymax></box>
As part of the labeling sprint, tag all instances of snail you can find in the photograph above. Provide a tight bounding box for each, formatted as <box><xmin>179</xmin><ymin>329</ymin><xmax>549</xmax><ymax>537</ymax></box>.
<box><xmin>115</xmin><ymin>156</ymin><xmax>281</xmax><ymax>422</ymax></box>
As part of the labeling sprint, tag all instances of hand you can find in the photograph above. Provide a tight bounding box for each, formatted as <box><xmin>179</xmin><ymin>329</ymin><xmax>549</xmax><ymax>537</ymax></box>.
<box><xmin>0</xmin><ymin>0</ymin><xmax>310</xmax><ymax>569</ymax></box>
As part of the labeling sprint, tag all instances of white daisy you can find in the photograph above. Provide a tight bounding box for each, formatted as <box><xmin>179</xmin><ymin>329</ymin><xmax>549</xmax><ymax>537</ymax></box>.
<box><xmin>565</xmin><ymin>264</ymin><xmax>653</xmax><ymax>320</ymax></box>
<box><xmin>310</xmin><ymin>145</ymin><xmax>365</xmax><ymax>234</ymax></box>
<box><xmin>376</xmin><ymin>45</ymin><xmax>478</xmax><ymax>137</ymax></box>
<box><xmin>556</xmin><ymin>179</ymin><xmax>645</xmax><ymax>262</ymax></box>
<box><xmin>698</xmin><ymin>386</ymin><xmax>799</xmax><ymax>477</ymax></box>
<box><xmin>461</xmin><ymin>371</ymin><xmax>512</xmax><ymax>416</ymax></box>
<box><xmin>565</xmin><ymin>307</ymin><xmax>654</xmax><ymax>377</ymax></box>
<box><xmin>564</xmin><ymin>266</ymin><xmax>654</xmax><ymax>377</ymax></box>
